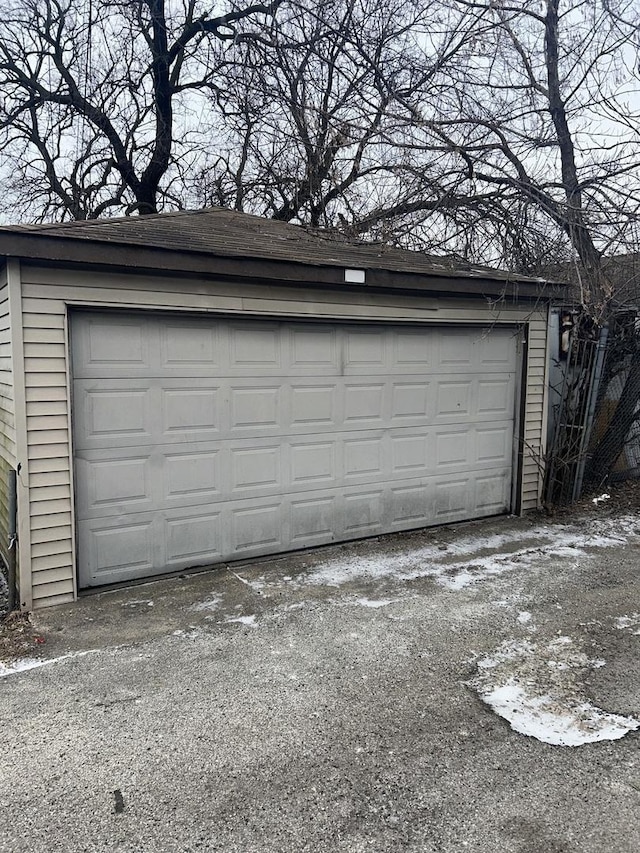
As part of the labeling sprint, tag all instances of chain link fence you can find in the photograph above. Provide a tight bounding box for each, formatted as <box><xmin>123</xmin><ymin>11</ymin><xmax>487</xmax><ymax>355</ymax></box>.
<box><xmin>545</xmin><ymin>309</ymin><xmax>640</xmax><ymax>504</ymax></box>
<box><xmin>586</xmin><ymin>315</ymin><xmax>640</xmax><ymax>485</ymax></box>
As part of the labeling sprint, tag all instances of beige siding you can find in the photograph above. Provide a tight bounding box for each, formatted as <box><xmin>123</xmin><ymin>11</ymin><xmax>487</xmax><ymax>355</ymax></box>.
<box><xmin>18</xmin><ymin>263</ymin><xmax>551</xmax><ymax>608</ymax></box>
<box><xmin>521</xmin><ymin>309</ymin><xmax>551</xmax><ymax>512</ymax></box>
<box><xmin>0</xmin><ymin>267</ymin><xmax>15</xmax><ymax>465</ymax></box>
<box><xmin>0</xmin><ymin>266</ymin><xmax>15</xmax><ymax>575</ymax></box>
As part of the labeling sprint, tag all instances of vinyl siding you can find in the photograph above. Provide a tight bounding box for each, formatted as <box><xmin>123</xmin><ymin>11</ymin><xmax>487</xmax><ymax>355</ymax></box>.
<box><xmin>522</xmin><ymin>315</ymin><xmax>551</xmax><ymax>510</ymax></box>
<box><xmin>18</xmin><ymin>263</ymin><xmax>551</xmax><ymax>608</ymax></box>
<box><xmin>0</xmin><ymin>268</ymin><xmax>15</xmax><ymax>463</ymax></box>
<box><xmin>0</xmin><ymin>266</ymin><xmax>15</xmax><ymax>576</ymax></box>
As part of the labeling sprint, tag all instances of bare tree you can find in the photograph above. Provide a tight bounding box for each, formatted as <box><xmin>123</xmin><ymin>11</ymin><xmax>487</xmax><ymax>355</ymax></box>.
<box><xmin>0</xmin><ymin>0</ymin><xmax>282</xmax><ymax>220</ymax></box>
<box><xmin>420</xmin><ymin>0</ymin><xmax>640</xmax><ymax>307</ymax></box>
<box><xmin>192</xmin><ymin>0</ymin><xmax>506</xmax><ymax>239</ymax></box>
<box><xmin>2</xmin><ymin>0</ymin><xmax>639</xmax><ymax>490</ymax></box>
<box><xmin>415</xmin><ymin>0</ymin><xmax>640</xmax><ymax>492</ymax></box>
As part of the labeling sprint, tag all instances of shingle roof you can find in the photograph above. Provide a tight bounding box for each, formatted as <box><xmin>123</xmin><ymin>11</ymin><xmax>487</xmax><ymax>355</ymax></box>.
<box><xmin>0</xmin><ymin>206</ymin><xmax>546</xmax><ymax>285</ymax></box>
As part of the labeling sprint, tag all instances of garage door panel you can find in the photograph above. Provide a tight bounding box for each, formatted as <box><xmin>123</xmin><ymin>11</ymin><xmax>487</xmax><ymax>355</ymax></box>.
<box><xmin>290</xmin><ymin>496</ymin><xmax>336</xmax><ymax>545</ymax></box>
<box><xmin>388</xmin><ymin>472</ymin><xmax>511</xmax><ymax>529</ymax></box>
<box><xmin>344</xmin><ymin>329</ymin><xmax>387</xmax><ymax>371</ymax></box>
<box><xmin>438</xmin><ymin>329</ymin><xmax>476</xmax><ymax>367</ymax></box>
<box><xmin>159</xmin><ymin>321</ymin><xmax>220</xmax><ymax>369</ymax></box>
<box><xmin>72</xmin><ymin>315</ymin><xmax>152</xmax><ymax>374</ymax></box>
<box><xmin>76</xmin><ymin>455</ymin><xmax>153</xmax><ymax>513</ymax></box>
<box><xmin>437</xmin><ymin>328</ymin><xmax>518</xmax><ymax>374</ymax></box>
<box><xmin>230</xmin><ymin>384</ymin><xmax>281</xmax><ymax>430</ymax></box>
<box><xmin>74</xmin><ymin>385</ymin><xmax>153</xmax><ymax>448</ymax></box>
<box><xmin>72</xmin><ymin>313</ymin><xmax>518</xmax><ymax>587</ymax></box>
<box><xmin>81</xmin><ymin>507</ymin><xmax>223</xmax><ymax>577</ymax></box>
<box><xmin>477</xmin><ymin>378</ymin><xmax>515</xmax><ymax>416</ymax></box>
<box><xmin>161</xmin><ymin>387</ymin><xmax>220</xmax><ymax>435</ymax></box>
<box><xmin>229</xmin><ymin>323</ymin><xmax>282</xmax><ymax>369</ymax></box>
<box><xmin>434</xmin><ymin>477</ymin><xmax>473</xmax><ymax>519</ymax></box>
<box><xmin>343</xmin><ymin>435</ymin><xmax>386</xmax><ymax>480</ymax></box>
<box><xmin>436</xmin><ymin>423</ymin><xmax>514</xmax><ymax>472</ymax></box>
<box><xmin>231</xmin><ymin>502</ymin><xmax>284</xmax><ymax>553</ymax></box>
<box><xmin>76</xmin><ymin>373</ymin><xmax>514</xmax><ymax>451</ymax></box>
<box><xmin>165</xmin><ymin>512</ymin><xmax>223</xmax><ymax>566</ymax></box>
<box><xmin>75</xmin><ymin>426</ymin><xmax>514</xmax><ymax>519</ymax></box>
<box><xmin>230</xmin><ymin>444</ymin><xmax>283</xmax><ymax>493</ymax></box>
<box><xmin>434</xmin><ymin>375</ymin><xmax>516</xmax><ymax>423</ymax></box>
<box><xmin>344</xmin><ymin>382</ymin><xmax>387</xmax><ymax>425</ymax></box>
<box><xmin>391</xmin><ymin>433</ymin><xmax>431</xmax><ymax>475</ymax></box>
<box><xmin>392</xmin><ymin>329</ymin><xmax>434</xmax><ymax>370</ymax></box>
<box><xmin>477</xmin><ymin>330</ymin><xmax>519</xmax><ymax>369</ymax></box>
<box><xmin>475</xmin><ymin>472</ymin><xmax>512</xmax><ymax>514</ymax></box>
<box><xmin>436</xmin><ymin>380</ymin><xmax>474</xmax><ymax>419</ymax></box>
<box><xmin>290</xmin><ymin>384</ymin><xmax>338</xmax><ymax>429</ymax></box>
<box><xmin>79</xmin><ymin>517</ymin><xmax>160</xmax><ymax>581</ymax></box>
<box><xmin>157</xmin><ymin>378</ymin><xmax>222</xmax><ymax>436</ymax></box>
<box><xmin>76</xmin><ymin>380</ymin><xmax>223</xmax><ymax>448</ymax></box>
<box><xmin>476</xmin><ymin>425</ymin><xmax>513</xmax><ymax>464</ymax></box>
<box><xmin>436</xmin><ymin>427</ymin><xmax>472</xmax><ymax>467</ymax></box>
<box><xmin>390</xmin><ymin>381</ymin><xmax>432</xmax><ymax>422</ymax></box>
<box><xmin>342</xmin><ymin>488</ymin><xmax>385</xmax><ymax>536</ymax></box>
<box><xmin>290</xmin><ymin>440</ymin><xmax>337</xmax><ymax>486</ymax></box>
<box><xmin>164</xmin><ymin>449</ymin><xmax>220</xmax><ymax>499</ymax></box>
<box><xmin>390</xmin><ymin>483</ymin><xmax>435</xmax><ymax>527</ymax></box>
<box><xmin>289</xmin><ymin>327</ymin><xmax>339</xmax><ymax>372</ymax></box>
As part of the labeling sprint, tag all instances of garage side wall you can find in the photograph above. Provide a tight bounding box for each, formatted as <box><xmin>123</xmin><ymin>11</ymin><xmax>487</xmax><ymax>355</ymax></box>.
<box><xmin>0</xmin><ymin>264</ymin><xmax>16</xmax><ymax>579</ymax></box>
<box><xmin>18</xmin><ymin>264</ymin><xmax>550</xmax><ymax>608</ymax></box>
<box><xmin>523</xmin><ymin>319</ymin><xmax>549</xmax><ymax>509</ymax></box>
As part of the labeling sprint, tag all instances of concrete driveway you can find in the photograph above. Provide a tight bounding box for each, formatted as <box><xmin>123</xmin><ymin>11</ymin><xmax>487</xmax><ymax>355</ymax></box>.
<box><xmin>1</xmin><ymin>504</ymin><xmax>639</xmax><ymax>852</ymax></box>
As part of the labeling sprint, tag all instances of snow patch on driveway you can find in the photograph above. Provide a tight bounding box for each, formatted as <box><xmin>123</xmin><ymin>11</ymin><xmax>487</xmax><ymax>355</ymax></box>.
<box><xmin>0</xmin><ymin>651</ymin><xmax>92</xmax><ymax>678</ymax></box>
<box><xmin>477</xmin><ymin>680</ymin><xmax>638</xmax><ymax>746</ymax></box>
<box><xmin>302</xmin><ymin>516</ymin><xmax>640</xmax><ymax>591</ymax></box>
<box><xmin>355</xmin><ymin>597</ymin><xmax>396</xmax><ymax>609</ymax></box>
<box><xmin>468</xmin><ymin>636</ymin><xmax>640</xmax><ymax>746</ymax></box>
<box><xmin>224</xmin><ymin>614</ymin><xmax>257</xmax><ymax>626</ymax></box>
<box><xmin>190</xmin><ymin>594</ymin><xmax>223</xmax><ymax>613</ymax></box>
<box><xmin>614</xmin><ymin>613</ymin><xmax>640</xmax><ymax>635</ymax></box>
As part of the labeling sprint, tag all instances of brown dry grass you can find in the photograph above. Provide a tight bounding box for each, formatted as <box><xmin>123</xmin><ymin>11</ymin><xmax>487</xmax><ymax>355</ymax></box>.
<box><xmin>0</xmin><ymin>610</ymin><xmax>45</xmax><ymax>665</ymax></box>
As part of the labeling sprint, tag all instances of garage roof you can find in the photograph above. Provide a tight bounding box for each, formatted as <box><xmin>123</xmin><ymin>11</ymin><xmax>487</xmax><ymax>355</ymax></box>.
<box><xmin>0</xmin><ymin>206</ymin><xmax>560</xmax><ymax>298</ymax></box>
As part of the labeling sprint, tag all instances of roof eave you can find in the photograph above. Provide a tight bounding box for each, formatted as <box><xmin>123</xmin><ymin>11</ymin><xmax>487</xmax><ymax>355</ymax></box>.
<box><xmin>0</xmin><ymin>232</ymin><xmax>562</xmax><ymax>300</ymax></box>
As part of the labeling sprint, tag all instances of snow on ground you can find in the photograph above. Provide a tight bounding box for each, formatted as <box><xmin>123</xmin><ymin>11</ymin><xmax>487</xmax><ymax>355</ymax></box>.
<box><xmin>224</xmin><ymin>614</ymin><xmax>257</xmax><ymax>626</ymax></box>
<box><xmin>302</xmin><ymin>516</ymin><xmax>640</xmax><ymax>591</ymax></box>
<box><xmin>477</xmin><ymin>681</ymin><xmax>638</xmax><ymax>746</ymax></box>
<box><xmin>467</xmin><ymin>636</ymin><xmax>640</xmax><ymax>746</ymax></box>
<box><xmin>614</xmin><ymin>614</ymin><xmax>640</xmax><ymax>635</ymax></box>
<box><xmin>355</xmin><ymin>597</ymin><xmax>396</xmax><ymax>609</ymax></box>
<box><xmin>226</xmin><ymin>567</ymin><xmax>266</xmax><ymax>593</ymax></box>
<box><xmin>172</xmin><ymin>628</ymin><xmax>203</xmax><ymax>639</ymax></box>
<box><xmin>0</xmin><ymin>657</ymin><xmax>54</xmax><ymax>677</ymax></box>
<box><xmin>190</xmin><ymin>594</ymin><xmax>223</xmax><ymax>613</ymax></box>
<box><xmin>0</xmin><ymin>651</ymin><xmax>92</xmax><ymax>678</ymax></box>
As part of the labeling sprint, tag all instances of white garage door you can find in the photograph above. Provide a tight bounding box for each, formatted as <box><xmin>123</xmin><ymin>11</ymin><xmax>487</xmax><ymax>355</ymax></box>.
<box><xmin>71</xmin><ymin>311</ymin><xmax>518</xmax><ymax>587</ymax></box>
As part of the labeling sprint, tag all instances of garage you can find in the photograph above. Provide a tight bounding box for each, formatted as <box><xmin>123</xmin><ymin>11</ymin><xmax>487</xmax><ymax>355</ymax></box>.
<box><xmin>72</xmin><ymin>310</ymin><xmax>518</xmax><ymax>587</ymax></box>
<box><xmin>0</xmin><ymin>206</ymin><xmax>555</xmax><ymax>609</ymax></box>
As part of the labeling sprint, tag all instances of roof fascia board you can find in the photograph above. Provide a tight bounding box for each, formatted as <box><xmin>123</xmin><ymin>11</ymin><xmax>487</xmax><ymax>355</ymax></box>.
<box><xmin>0</xmin><ymin>232</ymin><xmax>560</xmax><ymax>300</ymax></box>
